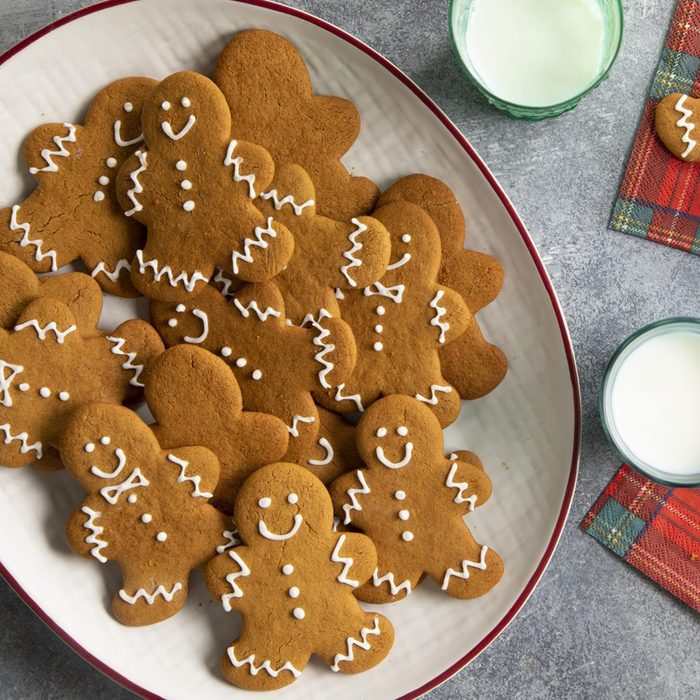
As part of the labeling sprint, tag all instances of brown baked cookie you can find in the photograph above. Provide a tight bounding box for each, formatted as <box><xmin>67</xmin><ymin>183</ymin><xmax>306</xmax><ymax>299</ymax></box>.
<box><xmin>62</xmin><ymin>403</ymin><xmax>230</xmax><ymax>626</ymax></box>
<box><xmin>377</xmin><ymin>174</ymin><xmax>507</xmax><ymax>399</ymax></box>
<box><xmin>0</xmin><ymin>297</ymin><xmax>162</xmax><ymax>471</ymax></box>
<box><xmin>150</xmin><ymin>282</ymin><xmax>356</xmax><ymax>462</ymax></box>
<box><xmin>205</xmin><ymin>462</ymin><xmax>394</xmax><ymax>690</ymax></box>
<box><xmin>256</xmin><ymin>164</ymin><xmax>391</xmax><ymax>324</ymax></box>
<box><xmin>144</xmin><ymin>344</ymin><xmax>289</xmax><ymax>514</ymax></box>
<box><xmin>116</xmin><ymin>71</ymin><xmax>294</xmax><ymax>301</ymax></box>
<box><xmin>315</xmin><ymin>200</ymin><xmax>469</xmax><ymax>428</ymax></box>
<box><xmin>330</xmin><ymin>395</ymin><xmax>503</xmax><ymax>603</ymax></box>
<box><xmin>0</xmin><ymin>77</ymin><xmax>156</xmax><ymax>296</ymax></box>
<box><xmin>655</xmin><ymin>93</ymin><xmax>700</xmax><ymax>162</ymax></box>
<box><xmin>214</xmin><ymin>29</ymin><xmax>378</xmax><ymax>220</ymax></box>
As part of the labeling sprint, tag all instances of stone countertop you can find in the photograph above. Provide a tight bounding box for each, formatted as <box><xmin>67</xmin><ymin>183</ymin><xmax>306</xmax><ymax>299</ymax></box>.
<box><xmin>0</xmin><ymin>1</ymin><xmax>697</xmax><ymax>698</ymax></box>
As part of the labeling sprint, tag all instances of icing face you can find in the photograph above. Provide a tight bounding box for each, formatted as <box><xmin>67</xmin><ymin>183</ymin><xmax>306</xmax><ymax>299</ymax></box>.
<box><xmin>256</xmin><ymin>492</ymin><xmax>304</xmax><ymax>542</ymax></box>
<box><xmin>111</xmin><ymin>97</ymin><xmax>145</xmax><ymax>149</ymax></box>
<box><xmin>160</xmin><ymin>96</ymin><xmax>197</xmax><ymax>142</ymax></box>
<box><xmin>374</xmin><ymin>425</ymin><xmax>414</xmax><ymax>469</ymax></box>
<box><xmin>385</xmin><ymin>232</ymin><xmax>412</xmax><ymax>272</ymax></box>
<box><xmin>167</xmin><ymin>303</ymin><xmax>209</xmax><ymax>345</ymax></box>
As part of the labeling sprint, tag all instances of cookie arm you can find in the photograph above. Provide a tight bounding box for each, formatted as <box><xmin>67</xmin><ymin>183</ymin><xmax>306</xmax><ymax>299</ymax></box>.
<box><xmin>227</xmin><ymin>139</ymin><xmax>276</xmax><ymax>197</ymax></box>
<box><xmin>330</xmin><ymin>532</ymin><xmax>376</xmax><ymax>588</ymax></box>
<box><xmin>204</xmin><ymin>546</ymin><xmax>252</xmax><ymax>614</ymax></box>
<box><xmin>443</xmin><ymin>453</ymin><xmax>493</xmax><ymax>512</ymax></box>
<box><xmin>431</xmin><ymin>285</ymin><xmax>471</xmax><ymax>346</ymax></box>
<box><xmin>23</xmin><ymin>122</ymin><xmax>81</xmax><ymax>183</ymax></box>
<box><xmin>65</xmin><ymin>495</ymin><xmax>115</xmax><ymax>563</ymax></box>
<box><xmin>163</xmin><ymin>445</ymin><xmax>221</xmax><ymax>503</ymax></box>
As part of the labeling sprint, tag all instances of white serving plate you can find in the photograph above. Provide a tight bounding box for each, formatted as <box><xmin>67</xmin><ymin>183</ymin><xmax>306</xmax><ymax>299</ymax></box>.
<box><xmin>0</xmin><ymin>1</ymin><xmax>580</xmax><ymax>698</ymax></box>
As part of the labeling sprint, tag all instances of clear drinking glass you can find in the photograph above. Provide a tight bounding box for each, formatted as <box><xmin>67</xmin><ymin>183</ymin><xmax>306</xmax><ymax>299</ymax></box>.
<box><xmin>449</xmin><ymin>0</ymin><xmax>624</xmax><ymax>120</ymax></box>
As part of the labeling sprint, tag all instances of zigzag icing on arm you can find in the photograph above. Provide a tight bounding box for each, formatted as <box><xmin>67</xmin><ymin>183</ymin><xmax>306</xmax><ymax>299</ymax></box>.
<box><xmin>0</xmin><ymin>361</ymin><xmax>23</xmax><ymax>407</ymax></box>
<box><xmin>10</xmin><ymin>205</ymin><xmax>58</xmax><ymax>271</ymax></box>
<box><xmin>259</xmin><ymin>188</ymin><xmax>314</xmax><ymax>215</ymax></box>
<box><xmin>342</xmin><ymin>470</ymin><xmax>370</xmax><ymax>525</ymax></box>
<box><xmin>216</xmin><ymin>529</ymin><xmax>241</xmax><ymax>554</ymax></box>
<box><xmin>105</xmin><ymin>335</ymin><xmax>146</xmax><ymax>387</ymax></box>
<box><xmin>124</xmin><ymin>150</ymin><xmax>148</xmax><ymax>217</ymax></box>
<box><xmin>119</xmin><ymin>582</ymin><xmax>183</xmax><ymax>605</ymax></box>
<box><xmin>446</xmin><ymin>460</ymin><xmax>477</xmax><ymax>511</ymax></box>
<box><xmin>233</xmin><ymin>297</ymin><xmax>282</xmax><ymax>321</ymax></box>
<box><xmin>14</xmin><ymin>319</ymin><xmax>76</xmax><ymax>344</ymax></box>
<box><xmin>441</xmin><ymin>545</ymin><xmax>488</xmax><ymax>590</ymax></box>
<box><xmin>308</xmin><ymin>309</ymin><xmax>335</xmax><ymax>389</ymax></box>
<box><xmin>363</xmin><ymin>281</ymin><xmax>405</xmax><ymax>303</ymax></box>
<box><xmin>91</xmin><ymin>259</ymin><xmax>131</xmax><ymax>282</ymax></box>
<box><xmin>371</xmin><ymin>568</ymin><xmax>412</xmax><ymax>596</ymax></box>
<box><xmin>167</xmin><ymin>453</ymin><xmax>213</xmax><ymax>498</ymax></box>
<box><xmin>230</xmin><ymin>217</ymin><xmax>278</xmax><ymax>274</ymax></box>
<box><xmin>340</xmin><ymin>218</ymin><xmax>366</xmax><ymax>287</ymax></box>
<box><xmin>675</xmin><ymin>94</ymin><xmax>697</xmax><ymax>158</ymax></box>
<box><xmin>287</xmin><ymin>415</ymin><xmax>315</xmax><ymax>438</ymax></box>
<box><xmin>221</xmin><ymin>550</ymin><xmax>250</xmax><ymax>610</ymax></box>
<box><xmin>429</xmin><ymin>290</ymin><xmax>449</xmax><ymax>343</ymax></box>
<box><xmin>226</xmin><ymin>647</ymin><xmax>301</xmax><ymax>679</ymax></box>
<box><xmin>334</xmin><ymin>383</ymin><xmax>364</xmax><ymax>412</ymax></box>
<box><xmin>135</xmin><ymin>249</ymin><xmax>208</xmax><ymax>292</ymax></box>
<box><xmin>224</xmin><ymin>139</ymin><xmax>257</xmax><ymax>198</ymax></box>
<box><xmin>415</xmin><ymin>384</ymin><xmax>452</xmax><ymax>405</ymax></box>
<box><xmin>331</xmin><ymin>534</ymin><xmax>359</xmax><ymax>587</ymax></box>
<box><xmin>29</xmin><ymin>122</ymin><xmax>77</xmax><ymax>174</ymax></box>
<box><xmin>81</xmin><ymin>506</ymin><xmax>108</xmax><ymax>563</ymax></box>
<box><xmin>330</xmin><ymin>616</ymin><xmax>381</xmax><ymax>672</ymax></box>
<box><xmin>213</xmin><ymin>268</ymin><xmax>235</xmax><ymax>298</ymax></box>
<box><xmin>0</xmin><ymin>423</ymin><xmax>42</xmax><ymax>459</ymax></box>
<box><xmin>308</xmin><ymin>437</ymin><xmax>333</xmax><ymax>466</ymax></box>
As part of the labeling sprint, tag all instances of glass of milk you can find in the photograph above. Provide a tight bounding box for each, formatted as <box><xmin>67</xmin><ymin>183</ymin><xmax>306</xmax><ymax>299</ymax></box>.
<box><xmin>449</xmin><ymin>0</ymin><xmax>623</xmax><ymax>119</ymax></box>
<box><xmin>600</xmin><ymin>319</ymin><xmax>700</xmax><ymax>487</ymax></box>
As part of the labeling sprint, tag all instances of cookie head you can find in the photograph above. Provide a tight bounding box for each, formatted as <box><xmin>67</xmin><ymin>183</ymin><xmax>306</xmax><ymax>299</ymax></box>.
<box><xmin>234</xmin><ymin>463</ymin><xmax>333</xmax><ymax>545</ymax></box>
<box><xmin>155</xmin><ymin>298</ymin><xmax>211</xmax><ymax>347</ymax></box>
<box><xmin>357</xmin><ymin>395</ymin><xmax>444</xmax><ymax>470</ymax></box>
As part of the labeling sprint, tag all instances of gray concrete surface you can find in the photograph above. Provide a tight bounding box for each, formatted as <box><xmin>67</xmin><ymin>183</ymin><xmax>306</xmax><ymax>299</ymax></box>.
<box><xmin>0</xmin><ymin>0</ymin><xmax>698</xmax><ymax>698</ymax></box>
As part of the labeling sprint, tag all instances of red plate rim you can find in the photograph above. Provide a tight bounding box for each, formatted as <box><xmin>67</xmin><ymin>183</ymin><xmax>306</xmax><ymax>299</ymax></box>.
<box><xmin>0</xmin><ymin>1</ymin><xmax>581</xmax><ymax>698</ymax></box>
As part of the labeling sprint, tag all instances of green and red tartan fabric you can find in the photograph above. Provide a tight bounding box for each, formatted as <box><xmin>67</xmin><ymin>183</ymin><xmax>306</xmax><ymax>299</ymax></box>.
<box><xmin>610</xmin><ymin>0</ymin><xmax>700</xmax><ymax>255</ymax></box>
<box><xmin>582</xmin><ymin>464</ymin><xmax>700</xmax><ymax>612</ymax></box>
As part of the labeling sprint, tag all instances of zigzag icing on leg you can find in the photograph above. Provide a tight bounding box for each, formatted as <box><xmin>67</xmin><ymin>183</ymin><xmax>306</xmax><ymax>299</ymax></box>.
<box><xmin>81</xmin><ymin>506</ymin><xmax>108</xmax><ymax>563</ymax></box>
<box><xmin>230</xmin><ymin>217</ymin><xmax>277</xmax><ymax>274</ymax></box>
<box><xmin>29</xmin><ymin>122</ymin><xmax>76</xmax><ymax>174</ymax></box>
<box><xmin>330</xmin><ymin>616</ymin><xmax>381</xmax><ymax>672</ymax></box>
<box><xmin>259</xmin><ymin>188</ymin><xmax>314</xmax><ymax>215</ymax></box>
<box><xmin>371</xmin><ymin>568</ymin><xmax>412</xmax><ymax>596</ymax></box>
<box><xmin>415</xmin><ymin>384</ymin><xmax>452</xmax><ymax>405</ymax></box>
<box><xmin>105</xmin><ymin>335</ymin><xmax>146</xmax><ymax>387</ymax></box>
<box><xmin>233</xmin><ymin>298</ymin><xmax>282</xmax><ymax>321</ymax></box>
<box><xmin>124</xmin><ymin>150</ymin><xmax>147</xmax><ymax>216</ymax></box>
<box><xmin>331</xmin><ymin>534</ymin><xmax>359</xmax><ymax>587</ymax></box>
<box><xmin>14</xmin><ymin>319</ymin><xmax>76</xmax><ymax>344</ymax></box>
<box><xmin>342</xmin><ymin>470</ymin><xmax>370</xmax><ymax>525</ymax></box>
<box><xmin>221</xmin><ymin>550</ymin><xmax>251</xmax><ymax>610</ymax></box>
<box><xmin>441</xmin><ymin>545</ymin><xmax>489</xmax><ymax>590</ymax></box>
<box><xmin>224</xmin><ymin>139</ymin><xmax>257</xmax><ymax>198</ymax></box>
<box><xmin>334</xmin><ymin>383</ymin><xmax>364</xmax><ymax>412</ymax></box>
<box><xmin>340</xmin><ymin>218</ymin><xmax>366</xmax><ymax>287</ymax></box>
<box><xmin>91</xmin><ymin>259</ymin><xmax>131</xmax><ymax>282</ymax></box>
<box><xmin>0</xmin><ymin>423</ymin><xmax>42</xmax><ymax>459</ymax></box>
<box><xmin>135</xmin><ymin>249</ymin><xmax>208</xmax><ymax>292</ymax></box>
<box><xmin>308</xmin><ymin>309</ymin><xmax>335</xmax><ymax>389</ymax></box>
<box><xmin>226</xmin><ymin>647</ymin><xmax>302</xmax><ymax>679</ymax></box>
<box><xmin>118</xmin><ymin>582</ymin><xmax>183</xmax><ymax>605</ymax></box>
<box><xmin>10</xmin><ymin>205</ymin><xmax>58</xmax><ymax>271</ymax></box>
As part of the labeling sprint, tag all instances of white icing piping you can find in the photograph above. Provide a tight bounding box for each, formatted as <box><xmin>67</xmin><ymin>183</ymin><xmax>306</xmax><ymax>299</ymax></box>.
<box><xmin>233</xmin><ymin>298</ymin><xmax>282</xmax><ymax>321</ymax></box>
<box><xmin>124</xmin><ymin>150</ymin><xmax>148</xmax><ymax>217</ymax></box>
<box><xmin>226</xmin><ymin>647</ymin><xmax>301</xmax><ymax>679</ymax></box>
<box><xmin>113</xmin><ymin>120</ymin><xmax>143</xmax><ymax>148</ymax></box>
<box><xmin>330</xmin><ymin>616</ymin><xmax>381</xmax><ymax>672</ymax></box>
<box><xmin>216</xmin><ymin>529</ymin><xmax>240</xmax><ymax>554</ymax></box>
<box><xmin>167</xmin><ymin>453</ymin><xmax>213</xmax><ymax>498</ymax></box>
<box><xmin>386</xmin><ymin>253</ymin><xmax>411</xmax><ymax>271</ymax></box>
<box><xmin>308</xmin><ymin>309</ymin><xmax>335</xmax><ymax>389</ymax></box>
<box><xmin>363</xmin><ymin>281</ymin><xmax>405</xmax><ymax>304</ymax></box>
<box><xmin>91</xmin><ymin>259</ymin><xmax>131</xmax><ymax>282</ymax></box>
<box><xmin>161</xmin><ymin>115</ymin><xmax>196</xmax><ymax>141</ymax></box>
<box><xmin>287</xmin><ymin>415</ymin><xmax>315</xmax><ymax>438</ymax></box>
<box><xmin>441</xmin><ymin>545</ymin><xmax>488</xmax><ymax>590</ymax></box>
<box><xmin>375</xmin><ymin>443</ymin><xmax>413</xmax><ymax>469</ymax></box>
<box><xmin>0</xmin><ymin>423</ymin><xmax>42</xmax><ymax>459</ymax></box>
<box><xmin>183</xmin><ymin>308</ymin><xmax>209</xmax><ymax>344</ymax></box>
<box><xmin>100</xmin><ymin>467</ymin><xmax>149</xmax><ymax>505</ymax></box>
<box><xmin>334</xmin><ymin>383</ymin><xmax>364</xmax><ymax>412</ymax></box>
<box><xmin>224</xmin><ymin>139</ymin><xmax>256</xmax><ymax>198</ymax></box>
<box><xmin>213</xmin><ymin>268</ymin><xmax>235</xmax><ymax>298</ymax></box>
<box><xmin>259</xmin><ymin>189</ymin><xmax>314</xmax><ymax>215</ymax></box>
<box><xmin>675</xmin><ymin>94</ymin><xmax>697</xmax><ymax>159</ymax></box>
<box><xmin>105</xmin><ymin>335</ymin><xmax>145</xmax><ymax>387</ymax></box>
<box><xmin>29</xmin><ymin>122</ymin><xmax>76</xmax><ymax>174</ymax></box>
<box><xmin>230</xmin><ymin>217</ymin><xmax>277</xmax><ymax>275</ymax></box>
<box><xmin>14</xmin><ymin>319</ymin><xmax>76</xmax><ymax>344</ymax></box>
<box><xmin>258</xmin><ymin>514</ymin><xmax>303</xmax><ymax>541</ymax></box>
<box><xmin>429</xmin><ymin>290</ymin><xmax>449</xmax><ymax>344</ymax></box>
<box><xmin>308</xmin><ymin>437</ymin><xmax>333</xmax><ymax>466</ymax></box>
<box><xmin>119</xmin><ymin>582</ymin><xmax>183</xmax><ymax>605</ymax></box>
<box><xmin>91</xmin><ymin>447</ymin><xmax>127</xmax><ymax>479</ymax></box>
<box><xmin>371</xmin><ymin>569</ymin><xmax>412</xmax><ymax>596</ymax></box>
<box><xmin>221</xmin><ymin>550</ymin><xmax>250</xmax><ymax>610</ymax></box>
<box><xmin>415</xmin><ymin>384</ymin><xmax>452</xmax><ymax>405</ymax></box>
<box><xmin>342</xmin><ymin>470</ymin><xmax>370</xmax><ymax>525</ymax></box>
<box><xmin>10</xmin><ymin>205</ymin><xmax>58</xmax><ymax>271</ymax></box>
<box><xmin>135</xmin><ymin>249</ymin><xmax>208</xmax><ymax>292</ymax></box>
<box><xmin>446</xmin><ymin>461</ymin><xmax>477</xmax><ymax>511</ymax></box>
<box><xmin>331</xmin><ymin>534</ymin><xmax>359</xmax><ymax>588</ymax></box>
<box><xmin>340</xmin><ymin>218</ymin><xmax>366</xmax><ymax>287</ymax></box>
<box><xmin>0</xmin><ymin>361</ymin><xmax>23</xmax><ymax>407</ymax></box>
<box><xmin>81</xmin><ymin>506</ymin><xmax>108</xmax><ymax>563</ymax></box>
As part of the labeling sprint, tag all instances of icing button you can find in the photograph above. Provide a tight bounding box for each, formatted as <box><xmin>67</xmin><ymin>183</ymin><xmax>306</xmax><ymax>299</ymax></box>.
<box><xmin>282</xmin><ymin>564</ymin><xmax>294</xmax><ymax>575</ymax></box>
<box><xmin>293</xmin><ymin>607</ymin><xmax>305</xmax><ymax>620</ymax></box>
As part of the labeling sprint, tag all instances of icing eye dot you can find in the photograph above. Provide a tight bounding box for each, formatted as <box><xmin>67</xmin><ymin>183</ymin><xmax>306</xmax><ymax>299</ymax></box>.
<box><xmin>376</xmin><ymin>306</ymin><xmax>385</xmax><ymax>316</ymax></box>
<box><xmin>293</xmin><ymin>607</ymin><xmax>305</xmax><ymax>620</ymax></box>
<box><xmin>167</xmin><ymin>318</ymin><xmax>178</xmax><ymax>328</ymax></box>
<box><xmin>282</xmin><ymin>564</ymin><xmax>294</xmax><ymax>575</ymax></box>
<box><xmin>236</xmin><ymin>357</ymin><xmax>247</xmax><ymax>367</ymax></box>
<box><xmin>258</xmin><ymin>497</ymin><xmax>271</xmax><ymax>508</ymax></box>
<box><xmin>161</xmin><ymin>101</ymin><xmax>171</xmax><ymax>110</ymax></box>
<box><xmin>98</xmin><ymin>175</ymin><xmax>110</xmax><ymax>186</ymax></box>
<box><xmin>100</xmin><ymin>436</ymin><xmax>111</xmax><ymax>445</ymax></box>
<box><xmin>375</xmin><ymin>324</ymin><xmax>383</xmax><ymax>333</ymax></box>
<box><xmin>397</xmin><ymin>426</ymin><xmax>409</xmax><ymax>437</ymax></box>
<box><xmin>58</xmin><ymin>391</ymin><xmax>70</xmax><ymax>402</ymax></box>
<box><xmin>141</xmin><ymin>513</ymin><xmax>152</xmax><ymax>523</ymax></box>
<box><xmin>373</xmin><ymin>341</ymin><xmax>383</xmax><ymax>352</ymax></box>
<box><xmin>128</xmin><ymin>494</ymin><xmax>138</xmax><ymax>504</ymax></box>
<box><xmin>176</xmin><ymin>160</ymin><xmax>187</xmax><ymax>171</ymax></box>
<box><xmin>181</xmin><ymin>97</ymin><xmax>191</xmax><ymax>107</ymax></box>
<box><xmin>156</xmin><ymin>531</ymin><xmax>168</xmax><ymax>542</ymax></box>
<box><xmin>181</xmin><ymin>179</ymin><xmax>192</xmax><ymax>190</ymax></box>
<box><xmin>394</xmin><ymin>490</ymin><xmax>406</xmax><ymax>501</ymax></box>
<box><xmin>39</xmin><ymin>387</ymin><xmax>51</xmax><ymax>398</ymax></box>
<box><xmin>106</xmin><ymin>157</ymin><xmax>118</xmax><ymax>168</ymax></box>
<box><xmin>376</xmin><ymin>427</ymin><xmax>387</xmax><ymax>438</ymax></box>
<box><xmin>398</xmin><ymin>509</ymin><xmax>410</xmax><ymax>521</ymax></box>
<box><xmin>93</xmin><ymin>192</ymin><xmax>105</xmax><ymax>202</ymax></box>
<box><xmin>123</xmin><ymin>102</ymin><xmax>133</xmax><ymax>113</ymax></box>
<box><xmin>175</xmin><ymin>303</ymin><xmax>186</xmax><ymax>312</ymax></box>
<box><xmin>288</xmin><ymin>586</ymin><xmax>300</xmax><ymax>598</ymax></box>
<box><xmin>287</xmin><ymin>493</ymin><xmax>299</xmax><ymax>505</ymax></box>
<box><xmin>18</xmin><ymin>383</ymin><xmax>29</xmax><ymax>392</ymax></box>
<box><xmin>402</xmin><ymin>233</ymin><xmax>412</xmax><ymax>243</ymax></box>
<box><xmin>401</xmin><ymin>531</ymin><xmax>414</xmax><ymax>542</ymax></box>
<box><xmin>220</xmin><ymin>346</ymin><xmax>232</xmax><ymax>357</ymax></box>
<box><xmin>182</xmin><ymin>200</ymin><xmax>195</xmax><ymax>212</ymax></box>
<box><xmin>252</xmin><ymin>369</ymin><xmax>263</xmax><ymax>381</ymax></box>
<box><xmin>84</xmin><ymin>443</ymin><xmax>95</xmax><ymax>453</ymax></box>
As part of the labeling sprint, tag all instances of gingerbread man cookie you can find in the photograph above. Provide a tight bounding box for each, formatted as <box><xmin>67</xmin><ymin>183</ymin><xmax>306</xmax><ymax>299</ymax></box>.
<box><xmin>116</xmin><ymin>71</ymin><xmax>294</xmax><ymax>301</ymax></box>
<box><xmin>255</xmin><ymin>164</ymin><xmax>391</xmax><ymax>324</ymax></box>
<box><xmin>214</xmin><ymin>29</ymin><xmax>378</xmax><ymax>221</ymax></box>
<box><xmin>0</xmin><ymin>77</ymin><xmax>156</xmax><ymax>296</ymax></box>
<box><xmin>0</xmin><ymin>296</ymin><xmax>162</xmax><ymax>471</ymax></box>
<box><xmin>315</xmin><ymin>200</ymin><xmax>470</xmax><ymax>427</ymax></box>
<box><xmin>150</xmin><ymin>282</ymin><xmax>356</xmax><ymax>462</ymax></box>
<box><xmin>655</xmin><ymin>93</ymin><xmax>700</xmax><ymax>162</ymax></box>
<box><xmin>205</xmin><ymin>462</ymin><xmax>394</xmax><ymax>690</ymax></box>
<box><xmin>330</xmin><ymin>396</ymin><xmax>503</xmax><ymax>603</ymax></box>
<box><xmin>377</xmin><ymin>174</ymin><xmax>507</xmax><ymax>399</ymax></box>
<box><xmin>145</xmin><ymin>344</ymin><xmax>289</xmax><ymax>514</ymax></box>
<box><xmin>62</xmin><ymin>403</ymin><xmax>230</xmax><ymax>625</ymax></box>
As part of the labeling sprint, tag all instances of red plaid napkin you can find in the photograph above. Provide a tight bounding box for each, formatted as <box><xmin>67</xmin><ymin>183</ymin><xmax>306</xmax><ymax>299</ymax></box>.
<box><xmin>610</xmin><ymin>0</ymin><xmax>700</xmax><ymax>254</ymax></box>
<box><xmin>582</xmin><ymin>464</ymin><xmax>700</xmax><ymax>612</ymax></box>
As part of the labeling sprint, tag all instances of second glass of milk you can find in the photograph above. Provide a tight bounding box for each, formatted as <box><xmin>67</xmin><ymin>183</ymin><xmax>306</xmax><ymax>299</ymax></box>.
<box><xmin>449</xmin><ymin>0</ymin><xmax>624</xmax><ymax>119</ymax></box>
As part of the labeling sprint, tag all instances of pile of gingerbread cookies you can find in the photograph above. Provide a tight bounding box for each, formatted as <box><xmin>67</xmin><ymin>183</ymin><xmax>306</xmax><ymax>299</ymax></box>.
<box><xmin>0</xmin><ymin>29</ymin><xmax>508</xmax><ymax>690</ymax></box>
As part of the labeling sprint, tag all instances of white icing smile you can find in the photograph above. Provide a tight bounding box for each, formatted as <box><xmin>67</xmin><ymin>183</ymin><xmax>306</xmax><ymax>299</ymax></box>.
<box><xmin>179</xmin><ymin>307</ymin><xmax>208</xmax><ymax>344</ymax></box>
<box><xmin>161</xmin><ymin>114</ymin><xmax>196</xmax><ymax>141</ymax></box>
<box><xmin>113</xmin><ymin>120</ymin><xmax>144</xmax><ymax>148</ymax></box>
<box><xmin>375</xmin><ymin>442</ymin><xmax>414</xmax><ymax>469</ymax></box>
<box><xmin>258</xmin><ymin>514</ymin><xmax>303</xmax><ymax>541</ymax></box>
<box><xmin>386</xmin><ymin>253</ymin><xmax>411</xmax><ymax>270</ymax></box>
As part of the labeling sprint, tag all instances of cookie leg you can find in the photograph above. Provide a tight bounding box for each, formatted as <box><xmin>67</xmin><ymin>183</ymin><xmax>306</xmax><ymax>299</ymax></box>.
<box><xmin>355</xmin><ymin>560</ymin><xmax>424</xmax><ymax>604</ymax></box>
<box><xmin>322</xmin><ymin>613</ymin><xmax>394</xmax><ymax>674</ymax></box>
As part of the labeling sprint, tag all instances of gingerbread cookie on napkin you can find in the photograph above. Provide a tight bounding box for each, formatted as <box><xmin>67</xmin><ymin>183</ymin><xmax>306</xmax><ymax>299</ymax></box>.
<box><xmin>655</xmin><ymin>93</ymin><xmax>700</xmax><ymax>162</ymax></box>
